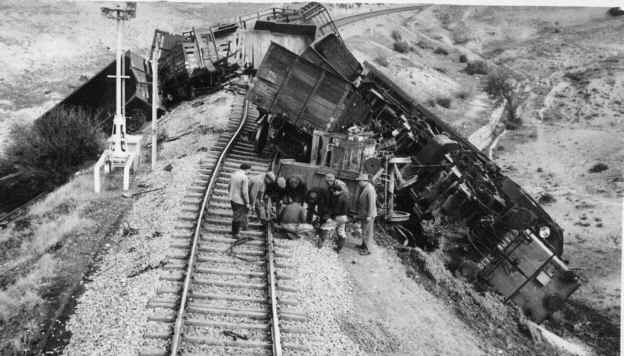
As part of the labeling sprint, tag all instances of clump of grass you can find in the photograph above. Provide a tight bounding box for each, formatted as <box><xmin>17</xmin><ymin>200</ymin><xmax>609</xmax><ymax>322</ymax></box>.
<box><xmin>459</xmin><ymin>54</ymin><xmax>468</xmax><ymax>63</ymax></box>
<box><xmin>393</xmin><ymin>41</ymin><xmax>410</xmax><ymax>54</ymax></box>
<box><xmin>436</xmin><ymin>97</ymin><xmax>452</xmax><ymax>108</ymax></box>
<box><xmin>465</xmin><ymin>60</ymin><xmax>488</xmax><ymax>75</ymax></box>
<box><xmin>391</xmin><ymin>29</ymin><xmax>402</xmax><ymax>41</ymax></box>
<box><xmin>434</xmin><ymin>47</ymin><xmax>449</xmax><ymax>55</ymax></box>
<box><xmin>374</xmin><ymin>56</ymin><xmax>390</xmax><ymax>67</ymax></box>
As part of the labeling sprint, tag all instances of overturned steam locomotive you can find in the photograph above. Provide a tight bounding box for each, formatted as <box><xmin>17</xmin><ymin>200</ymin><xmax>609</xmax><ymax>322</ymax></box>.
<box><xmin>247</xmin><ymin>31</ymin><xmax>579</xmax><ymax>321</ymax></box>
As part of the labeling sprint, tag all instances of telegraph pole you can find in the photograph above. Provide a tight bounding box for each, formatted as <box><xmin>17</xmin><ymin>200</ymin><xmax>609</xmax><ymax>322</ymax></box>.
<box><xmin>151</xmin><ymin>40</ymin><xmax>160</xmax><ymax>170</ymax></box>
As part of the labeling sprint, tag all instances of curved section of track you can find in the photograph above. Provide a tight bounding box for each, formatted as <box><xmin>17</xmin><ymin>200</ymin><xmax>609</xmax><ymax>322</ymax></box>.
<box><xmin>140</xmin><ymin>96</ymin><xmax>307</xmax><ymax>356</ymax></box>
<box><xmin>328</xmin><ymin>4</ymin><xmax>428</xmax><ymax>29</ymax></box>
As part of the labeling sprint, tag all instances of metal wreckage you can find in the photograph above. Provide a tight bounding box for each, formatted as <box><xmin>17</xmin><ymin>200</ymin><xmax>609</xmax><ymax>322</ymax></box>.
<box><xmin>45</xmin><ymin>2</ymin><xmax>579</xmax><ymax>322</ymax></box>
<box><xmin>153</xmin><ymin>2</ymin><xmax>579</xmax><ymax>323</ymax></box>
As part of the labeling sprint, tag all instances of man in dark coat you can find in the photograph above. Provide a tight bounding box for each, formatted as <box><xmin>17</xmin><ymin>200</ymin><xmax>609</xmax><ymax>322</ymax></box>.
<box><xmin>285</xmin><ymin>175</ymin><xmax>307</xmax><ymax>205</ymax></box>
<box><xmin>328</xmin><ymin>183</ymin><xmax>350</xmax><ymax>252</ymax></box>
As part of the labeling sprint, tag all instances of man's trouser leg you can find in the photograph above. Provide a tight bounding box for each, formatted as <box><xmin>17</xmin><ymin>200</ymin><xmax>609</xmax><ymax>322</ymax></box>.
<box><xmin>334</xmin><ymin>215</ymin><xmax>348</xmax><ymax>252</ymax></box>
<box><xmin>231</xmin><ymin>201</ymin><xmax>247</xmax><ymax>237</ymax></box>
<box><xmin>361</xmin><ymin>218</ymin><xmax>374</xmax><ymax>248</ymax></box>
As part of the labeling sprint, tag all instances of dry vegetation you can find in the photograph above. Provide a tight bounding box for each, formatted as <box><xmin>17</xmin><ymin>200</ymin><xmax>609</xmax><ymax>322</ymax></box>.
<box><xmin>0</xmin><ymin>174</ymin><xmax>128</xmax><ymax>354</ymax></box>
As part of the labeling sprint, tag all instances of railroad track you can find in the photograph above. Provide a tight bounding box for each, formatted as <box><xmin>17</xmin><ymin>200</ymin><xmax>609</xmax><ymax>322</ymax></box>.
<box><xmin>328</xmin><ymin>4</ymin><xmax>428</xmax><ymax>29</ymax></box>
<box><xmin>140</xmin><ymin>96</ymin><xmax>308</xmax><ymax>356</ymax></box>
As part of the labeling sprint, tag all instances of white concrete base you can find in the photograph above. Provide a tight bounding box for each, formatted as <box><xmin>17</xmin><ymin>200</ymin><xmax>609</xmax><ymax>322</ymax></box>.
<box><xmin>94</xmin><ymin>135</ymin><xmax>142</xmax><ymax>193</ymax></box>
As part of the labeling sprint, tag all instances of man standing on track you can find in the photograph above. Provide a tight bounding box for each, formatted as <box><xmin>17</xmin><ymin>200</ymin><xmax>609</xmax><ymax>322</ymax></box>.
<box><xmin>229</xmin><ymin>163</ymin><xmax>251</xmax><ymax>239</ymax></box>
<box><xmin>248</xmin><ymin>171</ymin><xmax>276</xmax><ymax>226</ymax></box>
<box><xmin>354</xmin><ymin>173</ymin><xmax>377</xmax><ymax>255</ymax></box>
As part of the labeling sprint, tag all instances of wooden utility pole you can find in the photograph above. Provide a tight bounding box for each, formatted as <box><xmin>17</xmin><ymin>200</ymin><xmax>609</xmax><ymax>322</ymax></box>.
<box><xmin>151</xmin><ymin>50</ymin><xmax>159</xmax><ymax>170</ymax></box>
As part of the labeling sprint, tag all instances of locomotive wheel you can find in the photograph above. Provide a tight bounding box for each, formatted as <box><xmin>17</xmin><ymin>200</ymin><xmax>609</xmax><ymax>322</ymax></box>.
<box><xmin>187</xmin><ymin>84</ymin><xmax>197</xmax><ymax>100</ymax></box>
<box><xmin>127</xmin><ymin>108</ymin><xmax>147</xmax><ymax>133</ymax></box>
<box><xmin>254</xmin><ymin>121</ymin><xmax>269</xmax><ymax>154</ymax></box>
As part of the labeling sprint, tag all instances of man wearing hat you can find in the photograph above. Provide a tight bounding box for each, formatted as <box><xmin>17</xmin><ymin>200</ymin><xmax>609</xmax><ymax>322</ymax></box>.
<box><xmin>248</xmin><ymin>171</ymin><xmax>276</xmax><ymax>225</ymax></box>
<box><xmin>229</xmin><ymin>163</ymin><xmax>251</xmax><ymax>238</ymax></box>
<box><xmin>355</xmin><ymin>173</ymin><xmax>377</xmax><ymax>255</ymax></box>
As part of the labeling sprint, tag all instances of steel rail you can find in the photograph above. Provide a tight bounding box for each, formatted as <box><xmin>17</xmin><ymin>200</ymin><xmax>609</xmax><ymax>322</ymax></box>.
<box><xmin>169</xmin><ymin>99</ymin><xmax>249</xmax><ymax>356</ymax></box>
<box><xmin>265</xmin><ymin>202</ymin><xmax>282</xmax><ymax>356</ymax></box>
<box><xmin>327</xmin><ymin>5</ymin><xmax>427</xmax><ymax>29</ymax></box>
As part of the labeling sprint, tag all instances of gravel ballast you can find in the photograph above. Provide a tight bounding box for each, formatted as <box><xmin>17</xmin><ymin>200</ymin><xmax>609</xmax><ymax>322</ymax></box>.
<box><xmin>62</xmin><ymin>93</ymin><xmax>232</xmax><ymax>355</ymax></box>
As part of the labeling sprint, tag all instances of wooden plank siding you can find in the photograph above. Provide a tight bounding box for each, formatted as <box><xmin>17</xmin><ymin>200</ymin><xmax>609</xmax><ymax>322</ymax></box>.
<box><xmin>311</xmin><ymin>33</ymin><xmax>362</xmax><ymax>82</ymax></box>
<box><xmin>247</xmin><ymin>42</ymin><xmax>366</xmax><ymax>135</ymax></box>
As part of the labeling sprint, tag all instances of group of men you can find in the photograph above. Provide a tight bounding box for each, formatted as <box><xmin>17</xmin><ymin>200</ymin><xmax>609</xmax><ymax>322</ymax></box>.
<box><xmin>227</xmin><ymin>164</ymin><xmax>377</xmax><ymax>256</ymax></box>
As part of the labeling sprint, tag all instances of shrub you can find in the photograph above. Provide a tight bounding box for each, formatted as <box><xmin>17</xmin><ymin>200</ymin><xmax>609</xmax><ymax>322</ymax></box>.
<box><xmin>434</xmin><ymin>47</ymin><xmax>449</xmax><ymax>55</ymax></box>
<box><xmin>374</xmin><ymin>56</ymin><xmax>390</xmax><ymax>67</ymax></box>
<box><xmin>465</xmin><ymin>60</ymin><xmax>488</xmax><ymax>75</ymax></box>
<box><xmin>391</xmin><ymin>29</ymin><xmax>402</xmax><ymax>42</ymax></box>
<box><xmin>416</xmin><ymin>40</ymin><xmax>433</xmax><ymax>50</ymax></box>
<box><xmin>608</xmin><ymin>7</ymin><xmax>624</xmax><ymax>17</ymax></box>
<box><xmin>393</xmin><ymin>41</ymin><xmax>410</xmax><ymax>54</ymax></box>
<box><xmin>4</xmin><ymin>105</ymin><xmax>105</xmax><ymax>189</ymax></box>
<box><xmin>436</xmin><ymin>97</ymin><xmax>452</xmax><ymax>108</ymax></box>
<box><xmin>485</xmin><ymin>68</ymin><xmax>520</xmax><ymax>126</ymax></box>
<box><xmin>455</xmin><ymin>91</ymin><xmax>469</xmax><ymax>100</ymax></box>
<box><xmin>459</xmin><ymin>54</ymin><xmax>468</xmax><ymax>63</ymax></box>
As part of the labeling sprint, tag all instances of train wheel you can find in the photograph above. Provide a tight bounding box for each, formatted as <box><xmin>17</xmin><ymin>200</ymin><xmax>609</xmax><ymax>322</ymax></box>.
<box><xmin>254</xmin><ymin>121</ymin><xmax>268</xmax><ymax>155</ymax></box>
<box><xmin>127</xmin><ymin>108</ymin><xmax>147</xmax><ymax>133</ymax></box>
<box><xmin>187</xmin><ymin>85</ymin><xmax>196</xmax><ymax>100</ymax></box>
<box><xmin>546</xmin><ymin>233</ymin><xmax>564</xmax><ymax>257</ymax></box>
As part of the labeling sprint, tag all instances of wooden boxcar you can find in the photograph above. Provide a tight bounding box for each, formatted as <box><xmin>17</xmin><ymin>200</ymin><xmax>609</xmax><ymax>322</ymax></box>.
<box><xmin>247</xmin><ymin>42</ymin><xmax>370</xmax><ymax>159</ymax></box>
<box><xmin>248</xmin><ymin>42</ymin><xmax>368</xmax><ymax>133</ymax></box>
<box><xmin>35</xmin><ymin>50</ymin><xmax>153</xmax><ymax>133</ymax></box>
<box><xmin>155</xmin><ymin>30</ymin><xmax>221</xmax><ymax>103</ymax></box>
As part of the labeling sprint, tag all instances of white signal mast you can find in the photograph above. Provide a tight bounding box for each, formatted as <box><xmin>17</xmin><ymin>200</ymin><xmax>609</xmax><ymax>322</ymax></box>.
<box><xmin>94</xmin><ymin>2</ymin><xmax>142</xmax><ymax>193</ymax></box>
<box><xmin>102</xmin><ymin>2</ymin><xmax>136</xmax><ymax>156</ymax></box>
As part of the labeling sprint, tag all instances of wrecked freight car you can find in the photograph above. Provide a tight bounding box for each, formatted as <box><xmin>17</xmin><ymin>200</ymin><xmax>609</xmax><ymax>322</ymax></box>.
<box><xmin>35</xmin><ymin>50</ymin><xmax>154</xmax><ymax>133</ymax></box>
<box><xmin>246</xmin><ymin>34</ymin><xmax>580</xmax><ymax>322</ymax></box>
<box><xmin>150</xmin><ymin>2</ymin><xmax>341</xmax><ymax>105</ymax></box>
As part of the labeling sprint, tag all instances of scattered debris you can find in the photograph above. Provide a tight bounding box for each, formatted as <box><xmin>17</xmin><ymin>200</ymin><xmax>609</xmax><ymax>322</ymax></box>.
<box><xmin>122</xmin><ymin>187</ymin><xmax>164</xmax><ymax>199</ymax></box>
<box><xmin>537</xmin><ymin>192</ymin><xmax>556</xmax><ymax>204</ymax></box>
<box><xmin>222</xmin><ymin>330</ymin><xmax>249</xmax><ymax>341</ymax></box>
<box><xmin>163</xmin><ymin>163</ymin><xmax>173</xmax><ymax>172</ymax></box>
<box><xmin>121</xmin><ymin>222</ymin><xmax>138</xmax><ymax>237</ymax></box>
<box><xmin>191</xmin><ymin>101</ymin><xmax>204</xmax><ymax>108</ymax></box>
<box><xmin>127</xmin><ymin>259</ymin><xmax>166</xmax><ymax>278</ymax></box>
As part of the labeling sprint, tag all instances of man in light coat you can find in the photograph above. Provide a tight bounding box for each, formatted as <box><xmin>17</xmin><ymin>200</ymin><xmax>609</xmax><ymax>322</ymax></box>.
<box><xmin>228</xmin><ymin>163</ymin><xmax>251</xmax><ymax>238</ymax></box>
<box><xmin>248</xmin><ymin>172</ymin><xmax>276</xmax><ymax>225</ymax></box>
<box><xmin>355</xmin><ymin>173</ymin><xmax>377</xmax><ymax>255</ymax></box>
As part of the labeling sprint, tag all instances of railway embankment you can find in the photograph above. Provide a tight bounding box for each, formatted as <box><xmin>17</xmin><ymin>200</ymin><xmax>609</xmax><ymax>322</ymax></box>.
<box><xmin>0</xmin><ymin>91</ymin><xmax>233</xmax><ymax>354</ymax></box>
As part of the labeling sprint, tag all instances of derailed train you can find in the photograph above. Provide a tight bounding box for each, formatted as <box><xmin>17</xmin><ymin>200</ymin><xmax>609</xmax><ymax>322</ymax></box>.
<box><xmin>246</xmin><ymin>32</ymin><xmax>580</xmax><ymax>321</ymax></box>
<box><xmin>145</xmin><ymin>1</ymin><xmax>578</xmax><ymax>322</ymax></box>
<box><xmin>150</xmin><ymin>2</ymin><xmax>340</xmax><ymax>104</ymax></box>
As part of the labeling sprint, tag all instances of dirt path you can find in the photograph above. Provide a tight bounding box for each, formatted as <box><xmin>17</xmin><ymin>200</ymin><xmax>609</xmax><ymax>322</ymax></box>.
<box><xmin>336</xmin><ymin>242</ymin><xmax>489</xmax><ymax>355</ymax></box>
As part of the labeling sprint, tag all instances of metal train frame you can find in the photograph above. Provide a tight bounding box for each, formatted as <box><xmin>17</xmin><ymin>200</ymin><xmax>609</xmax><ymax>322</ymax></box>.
<box><xmin>247</xmin><ymin>30</ymin><xmax>580</xmax><ymax>322</ymax></box>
